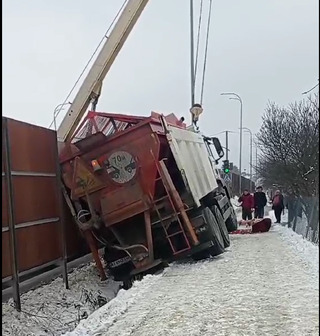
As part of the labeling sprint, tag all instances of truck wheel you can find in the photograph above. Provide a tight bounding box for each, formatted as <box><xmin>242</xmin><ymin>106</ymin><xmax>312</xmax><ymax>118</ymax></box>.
<box><xmin>203</xmin><ymin>207</ymin><xmax>225</xmax><ymax>257</ymax></box>
<box><xmin>225</xmin><ymin>215</ymin><xmax>238</xmax><ymax>232</ymax></box>
<box><xmin>225</xmin><ymin>205</ymin><xmax>238</xmax><ymax>232</ymax></box>
<box><xmin>191</xmin><ymin>250</ymin><xmax>211</xmax><ymax>261</ymax></box>
<box><xmin>211</xmin><ymin>205</ymin><xmax>230</xmax><ymax>248</ymax></box>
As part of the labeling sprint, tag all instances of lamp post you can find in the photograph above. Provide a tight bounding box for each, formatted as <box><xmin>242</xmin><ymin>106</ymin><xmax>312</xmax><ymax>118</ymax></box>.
<box><xmin>254</xmin><ymin>139</ymin><xmax>258</xmax><ymax>182</ymax></box>
<box><xmin>52</xmin><ymin>102</ymin><xmax>72</xmax><ymax>131</ymax></box>
<box><xmin>221</xmin><ymin>92</ymin><xmax>243</xmax><ymax>195</ymax></box>
<box><xmin>302</xmin><ymin>79</ymin><xmax>319</xmax><ymax>95</ymax></box>
<box><xmin>243</xmin><ymin>127</ymin><xmax>253</xmax><ymax>192</ymax></box>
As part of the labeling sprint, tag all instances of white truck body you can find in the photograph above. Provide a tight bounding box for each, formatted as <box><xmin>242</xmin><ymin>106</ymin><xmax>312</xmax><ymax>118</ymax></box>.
<box><xmin>166</xmin><ymin>125</ymin><xmax>219</xmax><ymax>207</ymax></box>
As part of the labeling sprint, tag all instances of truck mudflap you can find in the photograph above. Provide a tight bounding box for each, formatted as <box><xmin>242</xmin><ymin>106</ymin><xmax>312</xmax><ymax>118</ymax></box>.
<box><xmin>168</xmin><ymin>240</ymin><xmax>215</xmax><ymax>262</ymax></box>
<box><xmin>130</xmin><ymin>259</ymin><xmax>166</xmax><ymax>277</ymax></box>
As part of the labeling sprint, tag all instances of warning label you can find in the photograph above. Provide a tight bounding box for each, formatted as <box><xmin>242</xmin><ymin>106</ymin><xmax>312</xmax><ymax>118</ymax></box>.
<box><xmin>71</xmin><ymin>157</ymin><xmax>104</xmax><ymax>199</ymax></box>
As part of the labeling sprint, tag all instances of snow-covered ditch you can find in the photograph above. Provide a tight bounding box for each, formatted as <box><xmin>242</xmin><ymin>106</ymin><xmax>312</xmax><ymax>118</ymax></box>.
<box><xmin>2</xmin><ymin>263</ymin><xmax>121</xmax><ymax>336</ymax></box>
<box><xmin>63</xmin><ymin>274</ymin><xmax>162</xmax><ymax>336</ymax></box>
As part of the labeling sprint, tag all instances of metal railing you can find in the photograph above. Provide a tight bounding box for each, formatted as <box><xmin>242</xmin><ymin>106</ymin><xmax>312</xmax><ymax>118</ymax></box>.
<box><xmin>285</xmin><ymin>196</ymin><xmax>319</xmax><ymax>245</ymax></box>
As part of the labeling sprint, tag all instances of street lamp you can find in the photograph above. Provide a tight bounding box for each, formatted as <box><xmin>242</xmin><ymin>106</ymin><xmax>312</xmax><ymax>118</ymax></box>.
<box><xmin>253</xmin><ymin>138</ymin><xmax>259</xmax><ymax>183</ymax></box>
<box><xmin>242</xmin><ymin>127</ymin><xmax>253</xmax><ymax>192</ymax></box>
<box><xmin>52</xmin><ymin>102</ymin><xmax>72</xmax><ymax>131</ymax></box>
<box><xmin>221</xmin><ymin>92</ymin><xmax>243</xmax><ymax>195</ymax></box>
<box><xmin>302</xmin><ymin>79</ymin><xmax>319</xmax><ymax>95</ymax></box>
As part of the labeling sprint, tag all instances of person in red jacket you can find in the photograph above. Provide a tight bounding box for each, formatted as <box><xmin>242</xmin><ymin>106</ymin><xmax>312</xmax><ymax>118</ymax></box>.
<box><xmin>238</xmin><ymin>189</ymin><xmax>255</xmax><ymax>220</ymax></box>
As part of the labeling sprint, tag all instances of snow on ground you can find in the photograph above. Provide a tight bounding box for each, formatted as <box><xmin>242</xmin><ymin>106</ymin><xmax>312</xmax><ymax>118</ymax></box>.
<box><xmin>269</xmin><ymin>209</ymin><xmax>319</xmax><ymax>276</ymax></box>
<box><xmin>274</xmin><ymin>224</ymin><xmax>319</xmax><ymax>276</ymax></box>
<box><xmin>3</xmin><ymin>202</ymin><xmax>318</xmax><ymax>336</ymax></box>
<box><xmin>2</xmin><ymin>263</ymin><xmax>121</xmax><ymax>336</ymax></box>
<box><xmin>65</xmin><ymin>225</ymin><xmax>319</xmax><ymax>335</ymax></box>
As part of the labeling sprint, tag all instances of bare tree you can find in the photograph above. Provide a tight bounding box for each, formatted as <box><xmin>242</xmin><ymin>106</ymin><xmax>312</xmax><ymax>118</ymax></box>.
<box><xmin>256</xmin><ymin>94</ymin><xmax>319</xmax><ymax>230</ymax></box>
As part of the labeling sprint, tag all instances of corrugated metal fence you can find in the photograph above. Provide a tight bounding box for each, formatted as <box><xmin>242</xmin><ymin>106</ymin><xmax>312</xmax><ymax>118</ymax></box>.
<box><xmin>2</xmin><ymin>117</ymin><xmax>86</xmax><ymax>310</ymax></box>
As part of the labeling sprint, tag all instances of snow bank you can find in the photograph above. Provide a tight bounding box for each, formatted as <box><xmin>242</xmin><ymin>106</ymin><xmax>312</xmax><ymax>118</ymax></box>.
<box><xmin>273</xmin><ymin>224</ymin><xmax>319</xmax><ymax>276</ymax></box>
<box><xmin>269</xmin><ymin>210</ymin><xmax>319</xmax><ymax>276</ymax></box>
<box><xmin>63</xmin><ymin>273</ymin><xmax>162</xmax><ymax>336</ymax></box>
<box><xmin>2</xmin><ymin>263</ymin><xmax>120</xmax><ymax>336</ymax></box>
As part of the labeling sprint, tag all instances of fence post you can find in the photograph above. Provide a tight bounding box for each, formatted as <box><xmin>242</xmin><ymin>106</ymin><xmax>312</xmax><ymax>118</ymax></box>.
<box><xmin>3</xmin><ymin>118</ymin><xmax>21</xmax><ymax>311</ymax></box>
<box><xmin>53</xmin><ymin>133</ymin><xmax>69</xmax><ymax>289</ymax></box>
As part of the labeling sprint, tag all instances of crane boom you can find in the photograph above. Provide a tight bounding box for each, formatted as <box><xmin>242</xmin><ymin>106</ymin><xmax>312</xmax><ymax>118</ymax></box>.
<box><xmin>57</xmin><ymin>0</ymin><xmax>149</xmax><ymax>143</ymax></box>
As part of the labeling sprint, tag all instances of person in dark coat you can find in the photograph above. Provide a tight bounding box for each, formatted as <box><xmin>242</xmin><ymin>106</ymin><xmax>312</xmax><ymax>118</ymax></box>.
<box><xmin>272</xmin><ymin>190</ymin><xmax>285</xmax><ymax>223</ymax></box>
<box><xmin>238</xmin><ymin>189</ymin><xmax>254</xmax><ymax>220</ymax></box>
<box><xmin>253</xmin><ymin>186</ymin><xmax>267</xmax><ymax>218</ymax></box>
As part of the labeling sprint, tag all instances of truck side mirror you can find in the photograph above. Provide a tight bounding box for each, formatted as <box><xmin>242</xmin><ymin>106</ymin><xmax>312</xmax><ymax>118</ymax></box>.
<box><xmin>211</xmin><ymin>137</ymin><xmax>224</xmax><ymax>159</ymax></box>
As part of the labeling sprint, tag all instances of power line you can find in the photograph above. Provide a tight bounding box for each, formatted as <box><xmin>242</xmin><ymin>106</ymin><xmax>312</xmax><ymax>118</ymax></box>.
<box><xmin>48</xmin><ymin>0</ymin><xmax>128</xmax><ymax>129</ymax></box>
<box><xmin>200</xmin><ymin>0</ymin><xmax>213</xmax><ymax>105</ymax></box>
<box><xmin>193</xmin><ymin>0</ymin><xmax>204</xmax><ymax>88</ymax></box>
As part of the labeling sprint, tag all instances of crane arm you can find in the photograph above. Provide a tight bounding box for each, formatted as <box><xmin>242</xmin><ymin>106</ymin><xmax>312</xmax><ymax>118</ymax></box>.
<box><xmin>57</xmin><ymin>0</ymin><xmax>149</xmax><ymax>143</ymax></box>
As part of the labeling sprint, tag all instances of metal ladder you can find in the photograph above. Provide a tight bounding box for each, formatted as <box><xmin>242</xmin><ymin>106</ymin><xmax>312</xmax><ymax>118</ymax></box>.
<box><xmin>149</xmin><ymin>159</ymin><xmax>191</xmax><ymax>255</ymax></box>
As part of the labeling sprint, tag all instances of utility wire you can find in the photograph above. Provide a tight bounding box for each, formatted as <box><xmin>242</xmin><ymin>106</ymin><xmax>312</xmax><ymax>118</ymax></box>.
<box><xmin>49</xmin><ymin>0</ymin><xmax>128</xmax><ymax>129</ymax></box>
<box><xmin>200</xmin><ymin>0</ymin><xmax>213</xmax><ymax>105</ymax></box>
<box><xmin>193</xmin><ymin>0</ymin><xmax>204</xmax><ymax>89</ymax></box>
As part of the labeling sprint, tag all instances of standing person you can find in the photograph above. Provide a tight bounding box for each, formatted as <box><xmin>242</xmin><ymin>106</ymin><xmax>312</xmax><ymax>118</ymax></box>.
<box><xmin>272</xmin><ymin>190</ymin><xmax>285</xmax><ymax>223</ymax></box>
<box><xmin>254</xmin><ymin>186</ymin><xmax>267</xmax><ymax>218</ymax></box>
<box><xmin>286</xmin><ymin>189</ymin><xmax>297</xmax><ymax>227</ymax></box>
<box><xmin>238</xmin><ymin>189</ymin><xmax>255</xmax><ymax>220</ymax></box>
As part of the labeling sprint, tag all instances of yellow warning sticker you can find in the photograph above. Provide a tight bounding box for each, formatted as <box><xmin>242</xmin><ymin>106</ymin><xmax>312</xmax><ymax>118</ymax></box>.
<box><xmin>71</xmin><ymin>157</ymin><xmax>104</xmax><ymax>199</ymax></box>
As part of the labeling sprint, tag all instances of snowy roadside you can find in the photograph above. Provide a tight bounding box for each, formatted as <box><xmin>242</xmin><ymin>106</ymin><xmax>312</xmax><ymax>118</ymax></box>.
<box><xmin>64</xmin><ymin>219</ymin><xmax>319</xmax><ymax>335</ymax></box>
<box><xmin>269</xmin><ymin>209</ymin><xmax>319</xmax><ymax>276</ymax></box>
<box><xmin>63</xmin><ymin>274</ymin><xmax>163</xmax><ymax>336</ymax></box>
<box><xmin>65</xmin><ymin>203</ymin><xmax>319</xmax><ymax>335</ymax></box>
<box><xmin>3</xmin><ymin>200</ymin><xmax>318</xmax><ymax>336</ymax></box>
<box><xmin>2</xmin><ymin>263</ymin><xmax>121</xmax><ymax>336</ymax></box>
<box><xmin>233</xmin><ymin>199</ymin><xmax>318</xmax><ymax>276</ymax></box>
<box><xmin>273</xmin><ymin>224</ymin><xmax>319</xmax><ymax>275</ymax></box>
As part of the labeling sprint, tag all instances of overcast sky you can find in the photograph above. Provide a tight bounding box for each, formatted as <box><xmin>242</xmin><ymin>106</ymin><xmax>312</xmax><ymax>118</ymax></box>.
<box><xmin>3</xmin><ymin>0</ymin><xmax>319</xmax><ymax>173</ymax></box>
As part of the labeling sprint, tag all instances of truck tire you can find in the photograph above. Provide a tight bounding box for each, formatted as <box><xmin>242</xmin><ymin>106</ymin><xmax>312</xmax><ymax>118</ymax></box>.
<box><xmin>210</xmin><ymin>205</ymin><xmax>230</xmax><ymax>248</ymax></box>
<box><xmin>203</xmin><ymin>207</ymin><xmax>225</xmax><ymax>257</ymax></box>
<box><xmin>191</xmin><ymin>250</ymin><xmax>211</xmax><ymax>261</ymax></box>
<box><xmin>225</xmin><ymin>205</ymin><xmax>238</xmax><ymax>232</ymax></box>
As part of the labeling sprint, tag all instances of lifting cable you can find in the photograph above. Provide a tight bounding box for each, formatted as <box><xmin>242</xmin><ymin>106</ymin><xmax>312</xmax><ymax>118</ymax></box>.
<box><xmin>193</xmin><ymin>0</ymin><xmax>213</xmax><ymax>106</ymax></box>
<box><xmin>49</xmin><ymin>0</ymin><xmax>129</xmax><ymax>129</ymax></box>
<box><xmin>200</xmin><ymin>0</ymin><xmax>213</xmax><ymax>105</ymax></box>
<box><xmin>193</xmin><ymin>0</ymin><xmax>204</xmax><ymax>89</ymax></box>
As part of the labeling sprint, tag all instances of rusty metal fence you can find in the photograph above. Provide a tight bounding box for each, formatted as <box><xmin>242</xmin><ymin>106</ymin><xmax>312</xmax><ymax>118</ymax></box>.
<box><xmin>1</xmin><ymin>117</ymin><xmax>85</xmax><ymax>310</ymax></box>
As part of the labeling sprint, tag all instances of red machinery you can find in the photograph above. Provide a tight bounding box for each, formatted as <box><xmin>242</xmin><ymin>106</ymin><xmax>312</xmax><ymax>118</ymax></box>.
<box><xmin>59</xmin><ymin>110</ymin><xmax>237</xmax><ymax>286</ymax></box>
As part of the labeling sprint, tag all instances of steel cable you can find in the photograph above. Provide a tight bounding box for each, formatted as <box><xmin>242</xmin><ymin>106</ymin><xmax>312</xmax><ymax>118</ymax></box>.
<box><xmin>49</xmin><ymin>0</ymin><xmax>129</xmax><ymax>129</ymax></box>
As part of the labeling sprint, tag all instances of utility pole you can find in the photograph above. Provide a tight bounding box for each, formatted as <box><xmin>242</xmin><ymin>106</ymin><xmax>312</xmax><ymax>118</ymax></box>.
<box><xmin>249</xmin><ymin>134</ymin><xmax>253</xmax><ymax>191</ymax></box>
<box><xmin>255</xmin><ymin>144</ymin><xmax>258</xmax><ymax>182</ymax></box>
<box><xmin>221</xmin><ymin>93</ymin><xmax>243</xmax><ymax>195</ymax></box>
<box><xmin>243</xmin><ymin>127</ymin><xmax>253</xmax><ymax>192</ymax></box>
<box><xmin>189</xmin><ymin>0</ymin><xmax>195</xmax><ymax>107</ymax></box>
<box><xmin>225</xmin><ymin>130</ymin><xmax>229</xmax><ymax>161</ymax></box>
